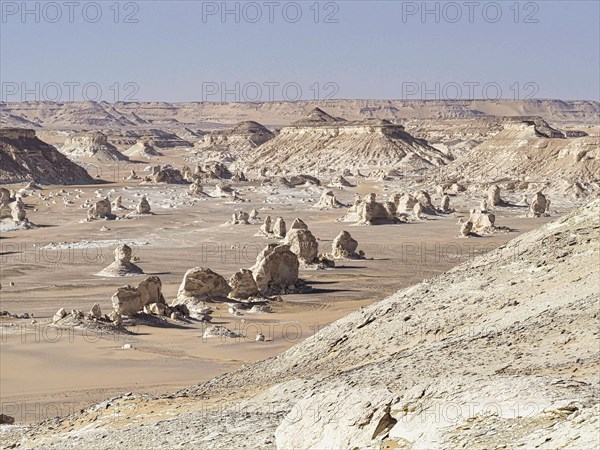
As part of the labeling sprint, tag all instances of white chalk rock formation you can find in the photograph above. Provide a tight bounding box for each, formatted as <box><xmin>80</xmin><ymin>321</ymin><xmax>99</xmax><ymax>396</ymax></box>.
<box><xmin>330</xmin><ymin>231</ymin><xmax>365</xmax><ymax>259</ymax></box>
<box><xmin>487</xmin><ymin>185</ymin><xmax>505</xmax><ymax>207</ymax></box>
<box><xmin>111</xmin><ymin>195</ymin><xmax>126</xmax><ymax>210</ymax></box>
<box><xmin>259</xmin><ymin>215</ymin><xmax>272</xmax><ymax>235</ymax></box>
<box><xmin>439</xmin><ymin>195</ymin><xmax>452</xmax><ymax>213</ymax></box>
<box><xmin>87</xmin><ymin>198</ymin><xmax>114</xmax><ymax>220</ymax></box>
<box><xmin>251</xmin><ymin>244</ymin><xmax>301</xmax><ymax>295</ymax></box>
<box><xmin>289</xmin><ymin>218</ymin><xmax>308</xmax><ymax>232</ymax></box>
<box><xmin>272</xmin><ymin>217</ymin><xmax>286</xmax><ymax>238</ymax></box>
<box><xmin>136</xmin><ymin>197</ymin><xmax>151</xmax><ymax>214</ymax></box>
<box><xmin>357</xmin><ymin>194</ymin><xmax>397</xmax><ymax>225</ymax></box>
<box><xmin>97</xmin><ymin>244</ymin><xmax>144</xmax><ymax>277</ymax></box>
<box><xmin>111</xmin><ymin>276</ymin><xmax>165</xmax><ymax>316</ymax></box>
<box><xmin>469</xmin><ymin>210</ymin><xmax>496</xmax><ymax>233</ymax></box>
<box><xmin>175</xmin><ymin>267</ymin><xmax>231</xmax><ymax>304</ymax></box>
<box><xmin>460</xmin><ymin>220</ymin><xmax>473</xmax><ymax>237</ymax></box>
<box><xmin>530</xmin><ymin>192</ymin><xmax>548</xmax><ymax>217</ymax></box>
<box><xmin>314</xmin><ymin>190</ymin><xmax>343</xmax><ymax>209</ymax></box>
<box><xmin>396</xmin><ymin>193</ymin><xmax>418</xmax><ymax>213</ymax></box>
<box><xmin>229</xmin><ymin>269</ymin><xmax>260</xmax><ymax>300</ymax></box>
<box><xmin>284</xmin><ymin>228</ymin><xmax>319</xmax><ymax>265</ymax></box>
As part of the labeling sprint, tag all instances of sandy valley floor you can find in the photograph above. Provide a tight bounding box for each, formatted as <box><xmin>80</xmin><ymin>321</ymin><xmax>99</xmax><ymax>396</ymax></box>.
<box><xmin>0</xmin><ymin>167</ymin><xmax>561</xmax><ymax>424</ymax></box>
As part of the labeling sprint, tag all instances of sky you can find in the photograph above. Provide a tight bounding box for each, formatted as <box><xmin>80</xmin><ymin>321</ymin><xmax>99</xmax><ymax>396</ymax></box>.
<box><xmin>1</xmin><ymin>0</ymin><xmax>599</xmax><ymax>102</ymax></box>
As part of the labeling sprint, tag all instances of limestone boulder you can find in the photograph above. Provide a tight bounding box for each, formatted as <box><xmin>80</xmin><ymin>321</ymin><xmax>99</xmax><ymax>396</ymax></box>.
<box><xmin>229</xmin><ymin>269</ymin><xmax>260</xmax><ymax>300</ymax></box>
<box><xmin>176</xmin><ymin>267</ymin><xmax>231</xmax><ymax>303</ymax></box>
<box><xmin>284</xmin><ymin>229</ymin><xmax>319</xmax><ymax>264</ymax></box>
<box><xmin>251</xmin><ymin>244</ymin><xmax>300</xmax><ymax>295</ymax></box>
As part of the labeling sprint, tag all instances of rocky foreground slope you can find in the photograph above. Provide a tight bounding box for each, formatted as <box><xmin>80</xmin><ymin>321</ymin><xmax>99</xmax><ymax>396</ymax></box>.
<box><xmin>2</xmin><ymin>200</ymin><xmax>598</xmax><ymax>449</ymax></box>
<box><xmin>0</xmin><ymin>128</ymin><xmax>94</xmax><ymax>184</ymax></box>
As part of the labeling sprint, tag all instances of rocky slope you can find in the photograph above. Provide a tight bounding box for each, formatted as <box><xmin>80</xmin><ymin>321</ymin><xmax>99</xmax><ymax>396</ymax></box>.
<box><xmin>237</xmin><ymin>108</ymin><xmax>452</xmax><ymax>173</ymax></box>
<box><xmin>0</xmin><ymin>128</ymin><xmax>94</xmax><ymax>184</ymax></box>
<box><xmin>195</xmin><ymin>120</ymin><xmax>275</xmax><ymax>153</ymax></box>
<box><xmin>438</xmin><ymin>118</ymin><xmax>600</xmax><ymax>195</ymax></box>
<box><xmin>1</xmin><ymin>99</ymin><xmax>598</xmax><ymax>129</ymax></box>
<box><xmin>61</xmin><ymin>131</ymin><xmax>128</xmax><ymax>161</ymax></box>
<box><xmin>2</xmin><ymin>199</ymin><xmax>597</xmax><ymax>449</ymax></box>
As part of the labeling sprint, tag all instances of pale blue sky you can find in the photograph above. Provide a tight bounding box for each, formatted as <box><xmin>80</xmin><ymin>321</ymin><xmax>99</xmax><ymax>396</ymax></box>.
<box><xmin>1</xmin><ymin>0</ymin><xmax>599</xmax><ymax>101</ymax></box>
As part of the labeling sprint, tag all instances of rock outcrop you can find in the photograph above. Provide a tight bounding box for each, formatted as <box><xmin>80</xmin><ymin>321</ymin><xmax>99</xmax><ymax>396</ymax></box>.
<box><xmin>228</xmin><ymin>269</ymin><xmax>260</xmax><ymax>300</ymax></box>
<box><xmin>87</xmin><ymin>198</ymin><xmax>115</xmax><ymax>220</ymax></box>
<box><xmin>0</xmin><ymin>128</ymin><xmax>94</xmax><ymax>184</ymax></box>
<box><xmin>329</xmin><ymin>231</ymin><xmax>365</xmax><ymax>259</ymax></box>
<box><xmin>61</xmin><ymin>131</ymin><xmax>127</xmax><ymax>161</ymax></box>
<box><xmin>251</xmin><ymin>244</ymin><xmax>302</xmax><ymax>295</ymax></box>
<box><xmin>97</xmin><ymin>244</ymin><xmax>144</xmax><ymax>277</ymax></box>
<box><xmin>239</xmin><ymin>108</ymin><xmax>451</xmax><ymax>172</ymax></box>
<box><xmin>111</xmin><ymin>276</ymin><xmax>165</xmax><ymax>316</ymax></box>
<box><xmin>284</xmin><ymin>228</ymin><xmax>319</xmax><ymax>265</ymax></box>
<box><xmin>314</xmin><ymin>190</ymin><xmax>344</xmax><ymax>209</ymax></box>
<box><xmin>530</xmin><ymin>191</ymin><xmax>548</xmax><ymax>217</ymax></box>
<box><xmin>175</xmin><ymin>267</ymin><xmax>231</xmax><ymax>304</ymax></box>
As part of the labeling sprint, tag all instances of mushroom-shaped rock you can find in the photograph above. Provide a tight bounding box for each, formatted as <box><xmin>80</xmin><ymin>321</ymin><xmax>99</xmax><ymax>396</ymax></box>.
<box><xmin>97</xmin><ymin>244</ymin><xmax>144</xmax><ymax>277</ymax></box>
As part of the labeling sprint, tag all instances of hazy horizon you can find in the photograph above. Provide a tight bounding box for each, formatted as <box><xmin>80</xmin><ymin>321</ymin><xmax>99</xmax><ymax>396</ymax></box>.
<box><xmin>2</xmin><ymin>1</ymin><xmax>599</xmax><ymax>103</ymax></box>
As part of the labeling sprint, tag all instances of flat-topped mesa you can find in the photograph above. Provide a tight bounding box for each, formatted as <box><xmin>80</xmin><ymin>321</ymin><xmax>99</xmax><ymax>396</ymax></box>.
<box><xmin>0</xmin><ymin>128</ymin><xmax>36</xmax><ymax>139</ymax></box>
<box><xmin>61</xmin><ymin>131</ymin><xmax>128</xmax><ymax>161</ymax></box>
<box><xmin>97</xmin><ymin>244</ymin><xmax>144</xmax><ymax>277</ymax></box>
<box><xmin>239</xmin><ymin>108</ymin><xmax>451</xmax><ymax>173</ymax></box>
<box><xmin>197</xmin><ymin>121</ymin><xmax>275</xmax><ymax>152</ymax></box>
